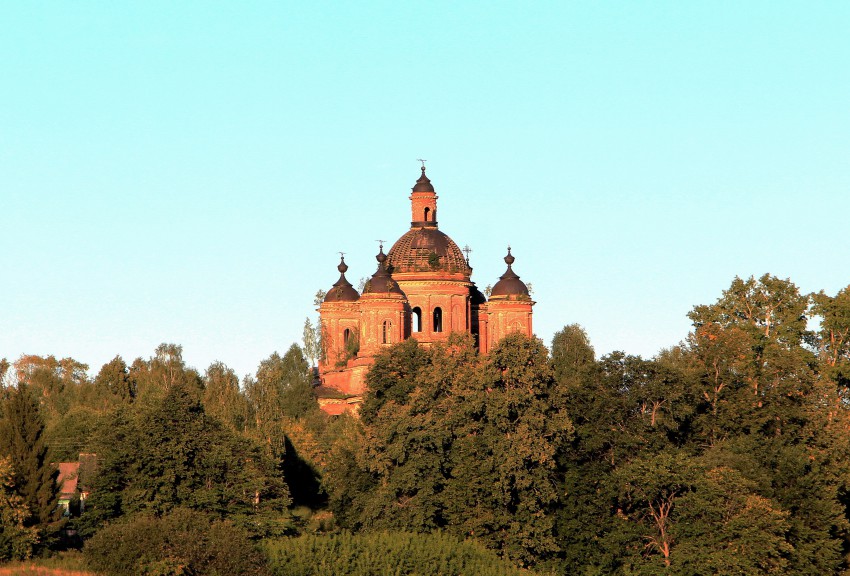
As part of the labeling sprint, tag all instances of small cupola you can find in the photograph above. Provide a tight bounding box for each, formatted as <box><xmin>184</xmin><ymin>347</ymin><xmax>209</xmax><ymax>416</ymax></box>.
<box><xmin>409</xmin><ymin>163</ymin><xmax>438</xmax><ymax>227</ymax></box>
<box><xmin>362</xmin><ymin>246</ymin><xmax>405</xmax><ymax>296</ymax></box>
<box><xmin>489</xmin><ymin>247</ymin><xmax>530</xmax><ymax>298</ymax></box>
<box><xmin>412</xmin><ymin>165</ymin><xmax>435</xmax><ymax>192</ymax></box>
<box><xmin>323</xmin><ymin>256</ymin><xmax>360</xmax><ymax>302</ymax></box>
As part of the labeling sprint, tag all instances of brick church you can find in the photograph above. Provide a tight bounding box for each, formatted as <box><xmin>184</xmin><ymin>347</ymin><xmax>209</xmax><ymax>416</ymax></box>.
<box><xmin>317</xmin><ymin>166</ymin><xmax>535</xmax><ymax>414</ymax></box>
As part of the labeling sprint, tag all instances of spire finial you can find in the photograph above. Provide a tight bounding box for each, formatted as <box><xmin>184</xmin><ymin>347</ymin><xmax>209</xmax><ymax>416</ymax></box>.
<box><xmin>337</xmin><ymin>253</ymin><xmax>349</xmax><ymax>274</ymax></box>
<box><xmin>375</xmin><ymin>240</ymin><xmax>387</xmax><ymax>264</ymax></box>
<box><xmin>462</xmin><ymin>244</ymin><xmax>472</xmax><ymax>264</ymax></box>
<box><xmin>417</xmin><ymin>158</ymin><xmax>427</xmax><ymax>172</ymax></box>
<box><xmin>504</xmin><ymin>246</ymin><xmax>515</xmax><ymax>266</ymax></box>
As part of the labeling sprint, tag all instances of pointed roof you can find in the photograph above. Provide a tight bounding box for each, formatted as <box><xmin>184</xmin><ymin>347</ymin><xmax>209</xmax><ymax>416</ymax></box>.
<box><xmin>362</xmin><ymin>247</ymin><xmax>405</xmax><ymax>296</ymax></box>
<box><xmin>412</xmin><ymin>166</ymin><xmax>435</xmax><ymax>192</ymax></box>
<box><xmin>490</xmin><ymin>247</ymin><xmax>530</xmax><ymax>297</ymax></box>
<box><xmin>323</xmin><ymin>256</ymin><xmax>360</xmax><ymax>302</ymax></box>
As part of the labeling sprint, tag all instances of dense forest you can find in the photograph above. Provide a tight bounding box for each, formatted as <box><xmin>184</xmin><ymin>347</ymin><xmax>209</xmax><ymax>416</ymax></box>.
<box><xmin>1</xmin><ymin>273</ymin><xmax>850</xmax><ymax>575</ymax></box>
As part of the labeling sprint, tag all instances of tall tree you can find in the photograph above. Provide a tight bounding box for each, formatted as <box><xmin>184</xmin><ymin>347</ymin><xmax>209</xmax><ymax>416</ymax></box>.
<box><xmin>348</xmin><ymin>333</ymin><xmax>572</xmax><ymax>566</ymax></box>
<box><xmin>610</xmin><ymin>451</ymin><xmax>791</xmax><ymax>575</ymax></box>
<box><xmin>550</xmin><ymin>324</ymin><xmax>595</xmax><ymax>387</ymax></box>
<box><xmin>684</xmin><ymin>275</ymin><xmax>849</xmax><ymax>574</ymax></box>
<box><xmin>302</xmin><ymin>317</ymin><xmax>321</xmax><ymax>369</ymax></box>
<box><xmin>688</xmin><ymin>274</ymin><xmax>810</xmax><ymax>349</ymax></box>
<box><xmin>82</xmin><ymin>383</ymin><xmax>291</xmax><ymax>539</ymax></box>
<box><xmin>129</xmin><ymin>343</ymin><xmax>203</xmax><ymax>404</ymax></box>
<box><xmin>0</xmin><ymin>383</ymin><xmax>58</xmax><ymax>528</ymax></box>
<box><xmin>447</xmin><ymin>333</ymin><xmax>573</xmax><ymax>566</ymax></box>
<box><xmin>13</xmin><ymin>355</ymin><xmax>89</xmax><ymax>425</ymax></box>
<box><xmin>94</xmin><ymin>355</ymin><xmax>135</xmax><ymax>404</ymax></box>
<box><xmin>0</xmin><ymin>456</ymin><xmax>39</xmax><ymax>561</ymax></box>
<box><xmin>812</xmin><ymin>285</ymin><xmax>850</xmax><ymax>387</ymax></box>
<box><xmin>556</xmin><ymin>352</ymin><xmax>692</xmax><ymax>573</ymax></box>
<box><xmin>0</xmin><ymin>358</ymin><xmax>10</xmax><ymax>387</ymax></box>
<box><xmin>203</xmin><ymin>361</ymin><xmax>249</xmax><ymax>432</ymax></box>
<box><xmin>246</xmin><ymin>345</ymin><xmax>315</xmax><ymax>451</ymax></box>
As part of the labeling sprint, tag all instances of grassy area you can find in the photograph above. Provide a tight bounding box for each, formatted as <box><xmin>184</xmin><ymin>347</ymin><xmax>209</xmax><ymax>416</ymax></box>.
<box><xmin>0</xmin><ymin>569</ymin><xmax>95</xmax><ymax>576</ymax></box>
<box><xmin>0</xmin><ymin>553</ymin><xmax>97</xmax><ymax>576</ymax></box>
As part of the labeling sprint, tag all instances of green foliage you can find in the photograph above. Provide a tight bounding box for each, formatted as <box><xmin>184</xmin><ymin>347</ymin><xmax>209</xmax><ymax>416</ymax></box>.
<box><xmin>683</xmin><ymin>276</ymin><xmax>849</xmax><ymax>574</ymax></box>
<box><xmin>688</xmin><ymin>274</ymin><xmax>810</xmax><ymax>349</ymax></box>
<box><xmin>359</xmin><ymin>338</ymin><xmax>431</xmax><ymax>424</ymax></box>
<box><xmin>44</xmin><ymin>405</ymin><xmax>100</xmax><ymax>461</ymax></box>
<box><xmin>340</xmin><ymin>333</ymin><xmax>571</xmax><ymax>566</ymax></box>
<box><xmin>7</xmin><ymin>273</ymin><xmax>850</xmax><ymax>573</ymax></box>
<box><xmin>263</xmin><ymin>531</ymin><xmax>534</xmax><ymax>576</ymax></box>
<box><xmin>550</xmin><ymin>324</ymin><xmax>595</xmax><ymax>386</ymax></box>
<box><xmin>812</xmin><ymin>284</ymin><xmax>850</xmax><ymax>387</ymax></box>
<box><xmin>84</xmin><ymin>508</ymin><xmax>270</xmax><ymax>576</ymax></box>
<box><xmin>446</xmin><ymin>333</ymin><xmax>573</xmax><ymax>565</ymax></box>
<box><xmin>557</xmin><ymin>275</ymin><xmax>850</xmax><ymax>575</ymax></box>
<box><xmin>13</xmin><ymin>356</ymin><xmax>88</xmax><ymax>424</ymax></box>
<box><xmin>321</xmin><ymin>414</ymin><xmax>376</xmax><ymax>530</ymax></box>
<box><xmin>0</xmin><ymin>456</ymin><xmax>39</xmax><ymax>561</ymax></box>
<box><xmin>609</xmin><ymin>451</ymin><xmax>792</xmax><ymax>575</ymax></box>
<box><xmin>129</xmin><ymin>344</ymin><xmax>204</xmax><ymax>405</ymax></box>
<box><xmin>203</xmin><ymin>361</ymin><xmax>250</xmax><ymax>432</ymax></box>
<box><xmin>336</xmin><ymin>329</ymin><xmax>360</xmax><ymax>367</ymax></box>
<box><xmin>81</xmin><ymin>383</ymin><xmax>291</xmax><ymax>539</ymax></box>
<box><xmin>303</xmin><ymin>317</ymin><xmax>321</xmax><ymax>368</ymax></box>
<box><xmin>247</xmin><ymin>345</ymin><xmax>317</xmax><ymax>450</ymax></box>
<box><xmin>0</xmin><ymin>383</ymin><xmax>59</xmax><ymax>529</ymax></box>
<box><xmin>94</xmin><ymin>355</ymin><xmax>135</xmax><ymax>404</ymax></box>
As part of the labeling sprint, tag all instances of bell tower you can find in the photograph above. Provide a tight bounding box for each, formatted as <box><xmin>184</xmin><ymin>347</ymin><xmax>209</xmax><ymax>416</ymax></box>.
<box><xmin>410</xmin><ymin>165</ymin><xmax>438</xmax><ymax>226</ymax></box>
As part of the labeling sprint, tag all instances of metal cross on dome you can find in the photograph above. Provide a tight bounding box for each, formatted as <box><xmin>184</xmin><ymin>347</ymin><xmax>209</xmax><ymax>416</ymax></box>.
<box><xmin>462</xmin><ymin>245</ymin><xmax>472</xmax><ymax>264</ymax></box>
<box><xmin>417</xmin><ymin>158</ymin><xmax>427</xmax><ymax>169</ymax></box>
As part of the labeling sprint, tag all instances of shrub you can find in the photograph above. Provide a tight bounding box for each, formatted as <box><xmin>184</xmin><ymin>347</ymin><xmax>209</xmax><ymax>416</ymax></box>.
<box><xmin>83</xmin><ymin>508</ymin><xmax>269</xmax><ymax>576</ymax></box>
<box><xmin>263</xmin><ymin>531</ymin><xmax>532</xmax><ymax>576</ymax></box>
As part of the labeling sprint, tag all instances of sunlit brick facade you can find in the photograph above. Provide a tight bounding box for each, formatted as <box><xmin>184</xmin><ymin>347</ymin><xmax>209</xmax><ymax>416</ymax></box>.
<box><xmin>317</xmin><ymin>167</ymin><xmax>534</xmax><ymax>414</ymax></box>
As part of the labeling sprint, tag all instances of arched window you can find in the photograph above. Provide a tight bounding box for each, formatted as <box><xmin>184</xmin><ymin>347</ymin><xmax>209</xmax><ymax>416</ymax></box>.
<box><xmin>424</xmin><ymin>207</ymin><xmax>431</xmax><ymax>222</ymax></box>
<box><xmin>382</xmin><ymin>320</ymin><xmax>391</xmax><ymax>344</ymax></box>
<box><xmin>412</xmin><ymin>307</ymin><xmax>422</xmax><ymax>332</ymax></box>
<box><xmin>343</xmin><ymin>328</ymin><xmax>350</xmax><ymax>345</ymax></box>
<box><xmin>433</xmin><ymin>307</ymin><xmax>443</xmax><ymax>333</ymax></box>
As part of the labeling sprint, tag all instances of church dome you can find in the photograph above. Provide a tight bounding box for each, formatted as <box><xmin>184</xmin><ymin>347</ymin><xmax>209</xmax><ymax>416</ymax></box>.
<box><xmin>363</xmin><ymin>249</ymin><xmax>406</xmax><ymax>296</ymax></box>
<box><xmin>490</xmin><ymin>248</ymin><xmax>529</xmax><ymax>298</ymax></box>
<box><xmin>323</xmin><ymin>257</ymin><xmax>360</xmax><ymax>302</ymax></box>
<box><xmin>412</xmin><ymin>166</ymin><xmax>434</xmax><ymax>192</ymax></box>
<box><xmin>387</xmin><ymin>227</ymin><xmax>471</xmax><ymax>275</ymax></box>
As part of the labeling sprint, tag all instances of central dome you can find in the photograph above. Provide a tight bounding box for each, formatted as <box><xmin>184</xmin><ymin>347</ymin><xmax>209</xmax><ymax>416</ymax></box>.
<box><xmin>387</xmin><ymin>227</ymin><xmax>471</xmax><ymax>275</ymax></box>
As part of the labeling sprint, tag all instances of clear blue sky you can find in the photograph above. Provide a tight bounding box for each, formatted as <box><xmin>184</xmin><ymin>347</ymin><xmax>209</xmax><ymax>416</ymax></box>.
<box><xmin>2</xmin><ymin>2</ymin><xmax>849</xmax><ymax>380</ymax></box>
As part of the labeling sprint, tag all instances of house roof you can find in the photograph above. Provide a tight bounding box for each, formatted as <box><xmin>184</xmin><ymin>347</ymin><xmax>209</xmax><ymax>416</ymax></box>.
<box><xmin>57</xmin><ymin>462</ymin><xmax>79</xmax><ymax>498</ymax></box>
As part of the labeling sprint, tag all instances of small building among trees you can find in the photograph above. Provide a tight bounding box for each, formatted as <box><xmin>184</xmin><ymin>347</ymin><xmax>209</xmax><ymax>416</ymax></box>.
<box><xmin>56</xmin><ymin>453</ymin><xmax>96</xmax><ymax>517</ymax></box>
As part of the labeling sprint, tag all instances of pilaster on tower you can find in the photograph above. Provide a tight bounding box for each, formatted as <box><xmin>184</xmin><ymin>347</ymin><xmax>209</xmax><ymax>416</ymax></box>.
<box><xmin>410</xmin><ymin>166</ymin><xmax>438</xmax><ymax>227</ymax></box>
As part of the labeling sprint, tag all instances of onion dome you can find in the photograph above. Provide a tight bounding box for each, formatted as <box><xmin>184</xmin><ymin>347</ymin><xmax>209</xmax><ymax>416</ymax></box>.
<box><xmin>490</xmin><ymin>247</ymin><xmax>529</xmax><ymax>298</ymax></box>
<box><xmin>387</xmin><ymin>228</ymin><xmax>471</xmax><ymax>275</ymax></box>
<box><xmin>323</xmin><ymin>256</ymin><xmax>360</xmax><ymax>302</ymax></box>
<box><xmin>363</xmin><ymin>248</ymin><xmax>405</xmax><ymax>296</ymax></box>
<box><xmin>412</xmin><ymin>166</ymin><xmax>434</xmax><ymax>192</ymax></box>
